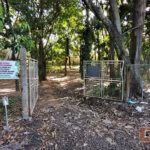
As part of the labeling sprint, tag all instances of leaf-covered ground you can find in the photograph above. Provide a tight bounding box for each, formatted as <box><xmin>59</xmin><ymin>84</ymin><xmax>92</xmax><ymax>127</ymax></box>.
<box><xmin>0</xmin><ymin>70</ymin><xmax>150</xmax><ymax>150</ymax></box>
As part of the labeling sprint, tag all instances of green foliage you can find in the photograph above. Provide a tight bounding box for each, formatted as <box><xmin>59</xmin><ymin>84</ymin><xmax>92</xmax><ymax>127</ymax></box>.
<box><xmin>50</xmin><ymin>0</ymin><xmax>83</xmax><ymax>65</ymax></box>
<box><xmin>0</xmin><ymin>0</ymin><xmax>148</xmax><ymax>77</ymax></box>
<box><xmin>0</xmin><ymin>5</ymin><xmax>4</xmax><ymax>32</ymax></box>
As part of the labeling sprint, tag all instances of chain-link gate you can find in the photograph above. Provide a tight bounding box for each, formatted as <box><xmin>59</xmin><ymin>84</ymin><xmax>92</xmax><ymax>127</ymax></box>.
<box><xmin>83</xmin><ymin>60</ymin><xmax>124</xmax><ymax>101</ymax></box>
<box><xmin>28</xmin><ymin>59</ymin><xmax>38</xmax><ymax>115</ymax></box>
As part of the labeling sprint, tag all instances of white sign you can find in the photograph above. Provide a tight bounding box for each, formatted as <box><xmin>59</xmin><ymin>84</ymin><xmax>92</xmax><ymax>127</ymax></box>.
<box><xmin>0</xmin><ymin>60</ymin><xmax>20</xmax><ymax>79</ymax></box>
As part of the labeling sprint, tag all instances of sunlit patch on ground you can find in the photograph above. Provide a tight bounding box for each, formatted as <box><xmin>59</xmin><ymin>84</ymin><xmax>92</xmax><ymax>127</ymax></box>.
<box><xmin>48</xmin><ymin>76</ymin><xmax>69</xmax><ymax>81</ymax></box>
<box><xmin>47</xmin><ymin>72</ymin><xmax>82</xmax><ymax>88</ymax></box>
<box><xmin>59</xmin><ymin>78</ymin><xmax>82</xmax><ymax>87</ymax></box>
<box><xmin>0</xmin><ymin>88</ymin><xmax>15</xmax><ymax>95</ymax></box>
<box><xmin>0</xmin><ymin>80</ymin><xmax>17</xmax><ymax>96</ymax></box>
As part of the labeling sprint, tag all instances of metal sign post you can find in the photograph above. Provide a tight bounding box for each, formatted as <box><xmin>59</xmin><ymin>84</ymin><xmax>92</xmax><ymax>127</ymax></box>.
<box><xmin>2</xmin><ymin>96</ymin><xmax>9</xmax><ymax>130</ymax></box>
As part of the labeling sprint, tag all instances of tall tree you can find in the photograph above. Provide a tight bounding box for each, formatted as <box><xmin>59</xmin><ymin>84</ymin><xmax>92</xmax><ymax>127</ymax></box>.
<box><xmin>82</xmin><ymin>0</ymin><xmax>147</xmax><ymax>97</ymax></box>
<box><xmin>109</xmin><ymin>0</ymin><xmax>120</xmax><ymax>78</ymax></box>
<box><xmin>50</xmin><ymin>0</ymin><xmax>83</xmax><ymax>75</ymax></box>
<box><xmin>130</xmin><ymin>0</ymin><xmax>147</xmax><ymax>64</ymax></box>
<box><xmin>82</xmin><ymin>0</ymin><xmax>129</xmax><ymax>63</ymax></box>
<box><xmin>129</xmin><ymin>0</ymin><xmax>147</xmax><ymax>96</ymax></box>
<box><xmin>9</xmin><ymin>0</ymin><xmax>62</xmax><ymax>81</ymax></box>
<box><xmin>10</xmin><ymin>0</ymin><xmax>82</xmax><ymax>81</ymax></box>
<box><xmin>80</xmin><ymin>6</ymin><xmax>93</xmax><ymax>78</ymax></box>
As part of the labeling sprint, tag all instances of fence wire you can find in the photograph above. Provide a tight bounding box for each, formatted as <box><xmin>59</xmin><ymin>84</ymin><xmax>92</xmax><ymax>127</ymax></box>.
<box><xmin>28</xmin><ymin>59</ymin><xmax>38</xmax><ymax>115</ymax></box>
<box><xmin>126</xmin><ymin>64</ymin><xmax>150</xmax><ymax>99</ymax></box>
<box><xmin>83</xmin><ymin>60</ymin><xmax>124</xmax><ymax>101</ymax></box>
<box><xmin>84</xmin><ymin>61</ymin><xmax>150</xmax><ymax>101</ymax></box>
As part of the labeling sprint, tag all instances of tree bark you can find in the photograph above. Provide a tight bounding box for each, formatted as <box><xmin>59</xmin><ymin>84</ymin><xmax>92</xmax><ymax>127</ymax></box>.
<box><xmin>130</xmin><ymin>0</ymin><xmax>146</xmax><ymax>64</ymax></box>
<box><xmin>109</xmin><ymin>37</ymin><xmax>115</xmax><ymax>78</ymax></box>
<box><xmin>109</xmin><ymin>0</ymin><xmax>120</xmax><ymax>78</ymax></box>
<box><xmin>38</xmin><ymin>38</ymin><xmax>46</xmax><ymax>81</ymax></box>
<box><xmin>64</xmin><ymin>57</ymin><xmax>68</xmax><ymax>76</ymax></box>
<box><xmin>64</xmin><ymin>37</ymin><xmax>70</xmax><ymax>76</ymax></box>
<box><xmin>109</xmin><ymin>0</ymin><xmax>122</xmax><ymax>33</ymax></box>
<box><xmin>80</xmin><ymin>6</ymin><xmax>92</xmax><ymax>78</ymax></box>
<box><xmin>129</xmin><ymin>0</ymin><xmax>146</xmax><ymax>97</ymax></box>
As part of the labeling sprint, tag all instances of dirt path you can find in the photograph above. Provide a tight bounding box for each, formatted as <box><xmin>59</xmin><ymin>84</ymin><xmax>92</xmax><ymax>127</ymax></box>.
<box><xmin>0</xmin><ymin>70</ymin><xmax>150</xmax><ymax>149</ymax></box>
<box><xmin>37</xmin><ymin>71</ymin><xmax>83</xmax><ymax>109</ymax></box>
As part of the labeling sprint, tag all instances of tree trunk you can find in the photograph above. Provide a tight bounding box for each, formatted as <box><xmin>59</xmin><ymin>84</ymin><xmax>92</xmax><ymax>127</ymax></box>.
<box><xmin>69</xmin><ymin>57</ymin><xmax>71</xmax><ymax>69</ymax></box>
<box><xmin>109</xmin><ymin>37</ymin><xmax>115</xmax><ymax>78</ymax></box>
<box><xmin>129</xmin><ymin>0</ymin><xmax>146</xmax><ymax>97</ymax></box>
<box><xmin>109</xmin><ymin>0</ymin><xmax>119</xmax><ymax>78</ymax></box>
<box><xmin>130</xmin><ymin>0</ymin><xmax>146</xmax><ymax>64</ymax></box>
<box><xmin>109</xmin><ymin>0</ymin><xmax>122</xmax><ymax>33</ymax></box>
<box><xmin>64</xmin><ymin>37</ymin><xmax>70</xmax><ymax>76</ymax></box>
<box><xmin>38</xmin><ymin>38</ymin><xmax>46</xmax><ymax>81</ymax></box>
<box><xmin>64</xmin><ymin>57</ymin><xmax>68</xmax><ymax>76</ymax></box>
<box><xmin>80</xmin><ymin>7</ymin><xmax>92</xmax><ymax>78</ymax></box>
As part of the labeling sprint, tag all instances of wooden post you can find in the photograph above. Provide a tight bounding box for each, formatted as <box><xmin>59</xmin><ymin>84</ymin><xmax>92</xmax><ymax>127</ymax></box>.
<box><xmin>20</xmin><ymin>47</ymin><xmax>29</xmax><ymax>119</ymax></box>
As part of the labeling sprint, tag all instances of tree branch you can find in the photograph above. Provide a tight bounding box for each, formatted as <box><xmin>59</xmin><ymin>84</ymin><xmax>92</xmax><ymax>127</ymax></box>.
<box><xmin>82</xmin><ymin>0</ymin><xmax>113</xmax><ymax>32</ymax></box>
<box><xmin>109</xmin><ymin>0</ymin><xmax>122</xmax><ymax>33</ymax></box>
<box><xmin>82</xmin><ymin>0</ymin><xmax>130</xmax><ymax>64</ymax></box>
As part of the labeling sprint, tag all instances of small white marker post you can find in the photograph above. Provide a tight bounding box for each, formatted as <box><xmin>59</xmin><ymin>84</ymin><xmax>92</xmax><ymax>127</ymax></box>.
<box><xmin>2</xmin><ymin>96</ymin><xmax>9</xmax><ymax>130</ymax></box>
